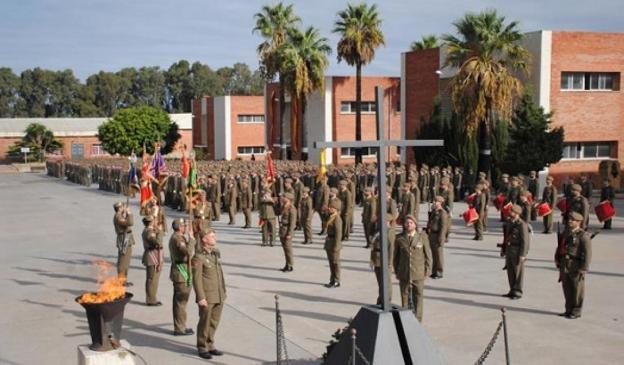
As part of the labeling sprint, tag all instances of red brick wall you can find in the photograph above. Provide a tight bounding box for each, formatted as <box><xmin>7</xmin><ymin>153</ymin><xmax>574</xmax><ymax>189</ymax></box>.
<box><xmin>0</xmin><ymin>137</ymin><xmax>21</xmax><ymax>162</ymax></box>
<box><xmin>331</xmin><ymin>76</ymin><xmax>401</xmax><ymax>164</ymax></box>
<box><xmin>230</xmin><ymin>96</ymin><xmax>266</xmax><ymax>160</ymax></box>
<box><xmin>403</xmin><ymin>49</ymin><xmax>440</xmax><ymax>165</ymax></box>
<box><xmin>192</xmin><ymin>99</ymin><xmax>201</xmax><ymax>146</ymax></box>
<box><xmin>548</xmin><ymin>32</ymin><xmax>624</xmax><ymax>185</ymax></box>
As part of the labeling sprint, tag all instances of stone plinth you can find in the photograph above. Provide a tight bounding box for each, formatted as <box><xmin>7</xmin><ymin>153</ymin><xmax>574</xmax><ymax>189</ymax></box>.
<box><xmin>78</xmin><ymin>340</ymin><xmax>135</xmax><ymax>365</ymax></box>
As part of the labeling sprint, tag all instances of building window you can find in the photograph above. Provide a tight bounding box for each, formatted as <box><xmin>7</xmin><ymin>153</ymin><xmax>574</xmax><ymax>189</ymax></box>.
<box><xmin>237</xmin><ymin>115</ymin><xmax>265</xmax><ymax>123</ymax></box>
<box><xmin>561</xmin><ymin>72</ymin><xmax>619</xmax><ymax>91</ymax></box>
<box><xmin>90</xmin><ymin>144</ymin><xmax>107</xmax><ymax>156</ymax></box>
<box><xmin>340</xmin><ymin>101</ymin><xmax>377</xmax><ymax>114</ymax></box>
<box><xmin>237</xmin><ymin>146</ymin><xmax>265</xmax><ymax>155</ymax></box>
<box><xmin>562</xmin><ymin>142</ymin><xmax>613</xmax><ymax>160</ymax></box>
<box><xmin>340</xmin><ymin>147</ymin><xmax>379</xmax><ymax>157</ymax></box>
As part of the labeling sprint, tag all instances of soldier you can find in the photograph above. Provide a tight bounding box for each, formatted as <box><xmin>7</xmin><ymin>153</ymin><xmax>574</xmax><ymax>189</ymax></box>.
<box><xmin>259</xmin><ymin>189</ymin><xmax>277</xmax><ymax>247</ymax></box>
<box><xmin>419</xmin><ymin>166</ymin><xmax>429</xmax><ymax>203</ymax></box>
<box><xmin>113</xmin><ymin>202</ymin><xmax>135</xmax><ymax>286</ymax></box>
<box><xmin>556</xmin><ymin>212</ymin><xmax>592</xmax><ymax>319</ymax></box>
<box><xmin>541</xmin><ymin>176</ymin><xmax>557</xmax><ymax>234</ymax></box>
<box><xmin>502</xmin><ymin>205</ymin><xmax>530</xmax><ymax>300</ymax></box>
<box><xmin>506</xmin><ymin>176</ymin><xmax>522</xmax><ymax>206</ymax></box>
<box><xmin>169</xmin><ymin>218</ymin><xmax>195</xmax><ymax>336</ymax></box>
<box><xmin>600</xmin><ymin>179</ymin><xmax>615</xmax><ymax>229</ymax></box>
<box><xmin>428</xmin><ymin>196</ymin><xmax>449</xmax><ymax>279</ymax></box>
<box><xmin>580</xmin><ymin>173</ymin><xmax>593</xmax><ymax>201</ymax></box>
<box><xmin>324</xmin><ymin>198</ymin><xmax>343</xmax><ymax>288</ymax></box>
<box><xmin>453</xmin><ymin>166</ymin><xmax>463</xmax><ymax>201</ymax></box>
<box><xmin>142</xmin><ymin>215</ymin><xmax>164</xmax><ymax>306</ymax></box>
<box><xmin>370</xmin><ymin>213</ymin><xmax>395</xmax><ymax>305</ymax></box>
<box><xmin>192</xmin><ymin>229</ymin><xmax>226</xmax><ymax>359</ymax></box>
<box><xmin>527</xmin><ymin>171</ymin><xmax>539</xmax><ymax>200</ymax></box>
<box><xmin>299</xmin><ymin>187</ymin><xmax>314</xmax><ymax>244</ymax></box>
<box><xmin>314</xmin><ymin>176</ymin><xmax>330</xmax><ymax>235</ymax></box>
<box><xmin>393</xmin><ymin>215</ymin><xmax>432</xmax><ymax>322</ymax></box>
<box><xmin>293</xmin><ymin>174</ymin><xmax>304</xmax><ymax>230</ymax></box>
<box><xmin>225</xmin><ymin>179</ymin><xmax>237</xmax><ymax>225</ymax></box>
<box><xmin>519</xmin><ymin>190</ymin><xmax>532</xmax><ymax>224</ymax></box>
<box><xmin>473</xmin><ymin>184</ymin><xmax>487</xmax><ymax>241</ymax></box>
<box><xmin>361</xmin><ymin>188</ymin><xmax>377</xmax><ymax>248</ymax></box>
<box><xmin>338</xmin><ymin>180</ymin><xmax>353</xmax><ymax>241</ymax></box>
<box><xmin>399</xmin><ymin>183</ymin><xmax>417</xmax><ymax>228</ymax></box>
<box><xmin>439</xmin><ymin>179</ymin><xmax>454</xmax><ymax>216</ymax></box>
<box><xmin>279</xmin><ymin>193</ymin><xmax>297</xmax><ymax>272</ymax></box>
<box><xmin>565</xmin><ymin>184</ymin><xmax>590</xmax><ymax>229</ymax></box>
<box><xmin>239</xmin><ymin>179</ymin><xmax>253</xmax><ymax>228</ymax></box>
<box><xmin>193</xmin><ymin>191</ymin><xmax>212</xmax><ymax>244</ymax></box>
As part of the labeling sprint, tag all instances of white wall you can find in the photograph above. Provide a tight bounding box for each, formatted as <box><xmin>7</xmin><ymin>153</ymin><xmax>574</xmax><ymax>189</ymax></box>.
<box><xmin>306</xmin><ymin>76</ymin><xmax>333</xmax><ymax>165</ymax></box>
<box><xmin>213</xmin><ymin>96</ymin><xmax>232</xmax><ymax>160</ymax></box>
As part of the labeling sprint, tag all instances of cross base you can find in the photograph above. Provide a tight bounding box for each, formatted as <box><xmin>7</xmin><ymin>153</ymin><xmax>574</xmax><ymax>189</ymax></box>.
<box><xmin>325</xmin><ymin>305</ymin><xmax>446</xmax><ymax>365</ymax></box>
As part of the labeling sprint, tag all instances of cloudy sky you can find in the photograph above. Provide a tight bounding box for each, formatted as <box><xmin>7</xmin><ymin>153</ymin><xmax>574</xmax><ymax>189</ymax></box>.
<box><xmin>2</xmin><ymin>0</ymin><xmax>622</xmax><ymax>80</ymax></box>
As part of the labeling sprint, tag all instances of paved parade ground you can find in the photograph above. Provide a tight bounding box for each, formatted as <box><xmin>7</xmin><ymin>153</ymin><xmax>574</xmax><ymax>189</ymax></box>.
<box><xmin>1</xmin><ymin>172</ymin><xmax>623</xmax><ymax>365</ymax></box>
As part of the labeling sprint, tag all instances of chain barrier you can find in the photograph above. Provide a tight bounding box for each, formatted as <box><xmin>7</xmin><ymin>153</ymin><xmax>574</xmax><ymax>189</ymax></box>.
<box><xmin>474</xmin><ymin>320</ymin><xmax>503</xmax><ymax>365</ymax></box>
<box><xmin>275</xmin><ymin>295</ymin><xmax>290</xmax><ymax>365</ymax></box>
<box><xmin>346</xmin><ymin>329</ymin><xmax>372</xmax><ymax>365</ymax></box>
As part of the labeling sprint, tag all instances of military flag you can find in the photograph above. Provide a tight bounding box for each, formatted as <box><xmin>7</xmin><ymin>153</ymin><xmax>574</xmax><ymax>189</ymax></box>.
<box><xmin>266</xmin><ymin>150</ymin><xmax>276</xmax><ymax>183</ymax></box>
<box><xmin>317</xmin><ymin>148</ymin><xmax>327</xmax><ymax>183</ymax></box>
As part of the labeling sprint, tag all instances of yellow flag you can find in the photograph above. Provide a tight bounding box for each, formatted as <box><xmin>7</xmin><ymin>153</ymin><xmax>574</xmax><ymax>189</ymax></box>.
<box><xmin>317</xmin><ymin>148</ymin><xmax>327</xmax><ymax>183</ymax></box>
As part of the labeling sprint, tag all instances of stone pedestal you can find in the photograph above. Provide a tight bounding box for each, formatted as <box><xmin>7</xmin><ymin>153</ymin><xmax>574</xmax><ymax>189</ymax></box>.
<box><xmin>78</xmin><ymin>340</ymin><xmax>135</xmax><ymax>365</ymax></box>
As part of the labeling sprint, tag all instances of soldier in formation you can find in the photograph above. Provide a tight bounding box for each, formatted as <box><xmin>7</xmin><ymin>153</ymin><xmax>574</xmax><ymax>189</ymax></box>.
<box><xmin>113</xmin><ymin>201</ymin><xmax>135</xmax><ymax>286</ymax></box>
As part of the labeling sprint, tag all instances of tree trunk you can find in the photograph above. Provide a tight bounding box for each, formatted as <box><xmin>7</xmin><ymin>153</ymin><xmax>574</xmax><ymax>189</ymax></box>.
<box><xmin>355</xmin><ymin>62</ymin><xmax>363</xmax><ymax>165</ymax></box>
<box><xmin>301</xmin><ymin>97</ymin><xmax>308</xmax><ymax>161</ymax></box>
<box><xmin>477</xmin><ymin>119</ymin><xmax>492</xmax><ymax>179</ymax></box>
<box><xmin>278</xmin><ymin>77</ymin><xmax>286</xmax><ymax>160</ymax></box>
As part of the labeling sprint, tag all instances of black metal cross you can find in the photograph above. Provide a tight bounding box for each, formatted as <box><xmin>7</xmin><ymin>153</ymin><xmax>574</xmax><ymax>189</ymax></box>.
<box><xmin>314</xmin><ymin>86</ymin><xmax>443</xmax><ymax>312</ymax></box>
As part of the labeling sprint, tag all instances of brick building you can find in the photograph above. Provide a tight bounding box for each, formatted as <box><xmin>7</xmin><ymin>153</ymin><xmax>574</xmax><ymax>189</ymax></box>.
<box><xmin>401</xmin><ymin>31</ymin><xmax>624</xmax><ymax>186</ymax></box>
<box><xmin>191</xmin><ymin>96</ymin><xmax>266</xmax><ymax>160</ymax></box>
<box><xmin>265</xmin><ymin>76</ymin><xmax>401</xmax><ymax>165</ymax></box>
<box><xmin>0</xmin><ymin>114</ymin><xmax>192</xmax><ymax>162</ymax></box>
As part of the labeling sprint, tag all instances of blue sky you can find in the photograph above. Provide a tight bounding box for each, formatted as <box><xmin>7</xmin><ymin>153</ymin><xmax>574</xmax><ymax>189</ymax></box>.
<box><xmin>2</xmin><ymin>0</ymin><xmax>623</xmax><ymax>80</ymax></box>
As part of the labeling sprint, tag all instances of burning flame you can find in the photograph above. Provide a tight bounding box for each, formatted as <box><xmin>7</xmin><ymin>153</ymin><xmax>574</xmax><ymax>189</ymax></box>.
<box><xmin>78</xmin><ymin>260</ymin><xmax>126</xmax><ymax>304</ymax></box>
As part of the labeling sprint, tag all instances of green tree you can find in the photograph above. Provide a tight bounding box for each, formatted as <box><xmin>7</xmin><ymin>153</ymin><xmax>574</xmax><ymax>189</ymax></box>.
<box><xmin>443</xmin><ymin>9</ymin><xmax>530</xmax><ymax>175</ymax></box>
<box><xmin>278</xmin><ymin>26</ymin><xmax>331</xmax><ymax>159</ymax></box>
<box><xmin>0</xmin><ymin>68</ymin><xmax>20</xmax><ymax>117</ymax></box>
<box><xmin>501</xmin><ymin>93</ymin><xmax>564</xmax><ymax>175</ymax></box>
<box><xmin>254</xmin><ymin>2</ymin><xmax>301</xmax><ymax>159</ymax></box>
<box><xmin>333</xmin><ymin>3</ymin><xmax>385</xmax><ymax>164</ymax></box>
<box><xmin>165</xmin><ymin>60</ymin><xmax>193</xmax><ymax>112</ymax></box>
<box><xmin>218</xmin><ymin>63</ymin><xmax>265</xmax><ymax>95</ymax></box>
<box><xmin>18</xmin><ymin>68</ymin><xmax>57</xmax><ymax>117</ymax></box>
<box><xmin>48</xmin><ymin>69</ymin><xmax>81</xmax><ymax>117</ymax></box>
<box><xmin>85</xmin><ymin>71</ymin><xmax>126</xmax><ymax>116</ymax></box>
<box><xmin>410</xmin><ymin>35</ymin><xmax>438</xmax><ymax>51</ymax></box>
<box><xmin>132</xmin><ymin>66</ymin><xmax>166</xmax><ymax>108</ymax></box>
<box><xmin>190</xmin><ymin>62</ymin><xmax>221</xmax><ymax>98</ymax></box>
<box><xmin>97</xmin><ymin>106</ymin><xmax>180</xmax><ymax>156</ymax></box>
<box><xmin>7</xmin><ymin>123</ymin><xmax>63</xmax><ymax>161</ymax></box>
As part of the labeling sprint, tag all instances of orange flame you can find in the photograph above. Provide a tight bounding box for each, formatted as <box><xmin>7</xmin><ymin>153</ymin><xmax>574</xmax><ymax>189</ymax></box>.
<box><xmin>78</xmin><ymin>260</ymin><xmax>126</xmax><ymax>304</ymax></box>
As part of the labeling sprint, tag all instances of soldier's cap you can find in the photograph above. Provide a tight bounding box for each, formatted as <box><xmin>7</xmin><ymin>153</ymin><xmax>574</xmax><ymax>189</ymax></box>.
<box><xmin>546</xmin><ymin>176</ymin><xmax>554</xmax><ymax>182</ymax></box>
<box><xmin>142</xmin><ymin>215</ymin><xmax>154</xmax><ymax>224</ymax></box>
<box><xmin>569</xmin><ymin>212</ymin><xmax>584</xmax><ymax>221</ymax></box>
<box><xmin>475</xmin><ymin>183</ymin><xmax>484</xmax><ymax>191</ymax></box>
<box><xmin>520</xmin><ymin>190</ymin><xmax>530</xmax><ymax>197</ymax></box>
<box><xmin>339</xmin><ymin>179</ymin><xmax>348</xmax><ymax>185</ymax></box>
<box><xmin>364</xmin><ymin>187</ymin><xmax>373</xmax><ymax>194</ymax></box>
<box><xmin>511</xmin><ymin>204</ymin><xmax>522</xmax><ymax>215</ymax></box>
<box><xmin>501</xmin><ymin>173</ymin><xmax>509</xmax><ymax>178</ymax></box>
<box><xmin>330</xmin><ymin>187</ymin><xmax>339</xmax><ymax>194</ymax></box>
<box><xmin>302</xmin><ymin>187</ymin><xmax>310</xmax><ymax>193</ymax></box>
<box><xmin>434</xmin><ymin>195</ymin><xmax>445</xmax><ymax>203</ymax></box>
<box><xmin>478</xmin><ymin>172</ymin><xmax>487</xmax><ymax>177</ymax></box>
<box><xmin>199</xmin><ymin>228</ymin><xmax>215</xmax><ymax>239</ymax></box>
<box><xmin>285</xmin><ymin>178</ymin><xmax>293</xmax><ymax>183</ymax></box>
<box><xmin>404</xmin><ymin>214</ymin><xmax>417</xmax><ymax>225</ymax></box>
<box><xmin>113</xmin><ymin>201</ymin><xmax>124</xmax><ymax>209</ymax></box>
<box><xmin>402</xmin><ymin>183</ymin><xmax>412</xmax><ymax>189</ymax></box>
<box><xmin>282</xmin><ymin>192</ymin><xmax>294</xmax><ymax>201</ymax></box>
<box><xmin>571</xmin><ymin>184</ymin><xmax>582</xmax><ymax>192</ymax></box>
<box><xmin>172</xmin><ymin>218</ymin><xmax>187</xmax><ymax>230</ymax></box>
<box><xmin>329</xmin><ymin>198</ymin><xmax>342</xmax><ymax>211</ymax></box>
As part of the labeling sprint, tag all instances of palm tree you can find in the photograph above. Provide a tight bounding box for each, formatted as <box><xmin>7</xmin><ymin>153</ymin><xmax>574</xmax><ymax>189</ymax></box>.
<box><xmin>443</xmin><ymin>9</ymin><xmax>529</xmax><ymax>175</ymax></box>
<box><xmin>410</xmin><ymin>35</ymin><xmax>439</xmax><ymax>50</ymax></box>
<box><xmin>333</xmin><ymin>3</ymin><xmax>385</xmax><ymax>165</ymax></box>
<box><xmin>278</xmin><ymin>26</ymin><xmax>331</xmax><ymax>160</ymax></box>
<box><xmin>253</xmin><ymin>3</ymin><xmax>301</xmax><ymax>159</ymax></box>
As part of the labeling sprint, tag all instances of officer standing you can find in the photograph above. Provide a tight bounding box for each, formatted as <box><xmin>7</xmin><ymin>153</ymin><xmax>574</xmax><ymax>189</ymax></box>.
<box><xmin>473</xmin><ymin>184</ymin><xmax>487</xmax><ymax>241</ymax></box>
<box><xmin>192</xmin><ymin>228</ymin><xmax>226</xmax><ymax>359</ymax></box>
<box><xmin>370</xmin><ymin>213</ymin><xmax>395</xmax><ymax>305</ymax></box>
<box><xmin>556</xmin><ymin>212</ymin><xmax>592</xmax><ymax>319</ymax></box>
<box><xmin>324</xmin><ymin>199</ymin><xmax>343</xmax><ymax>288</ymax></box>
<box><xmin>239</xmin><ymin>179</ymin><xmax>253</xmax><ymax>228</ymax></box>
<box><xmin>260</xmin><ymin>189</ymin><xmax>276</xmax><ymax>247</ymax></box>
<box><xmin>361</xmin><ymin>188</ymin><xmax>377</xmax><ymax>248</ymax></box>
<box><xmin>428</xmin><ymin>196</ymin><xmax>449</xmax><ymax>279</ymax></box>
<box><xmin>169</xmin><ymin>218</ymin><xmax>195</xmax><ymax>336</ymax></box>
<box><xmin>338</xmin><ymin>180</ymin><xmax>353</xmax><ymax>241</ymax></box>
<box><xmin>541</xmin><ymin>176</ymin><xmax>557</xmax><ymax>234</ymax></box>
<box><xmin>279</xmin><ymin>193</ymin><xmax>297</xmax><ymax>272</ymax></box>
<box><xmin>393</xmin><ymin>215</ymin><xmax>432</xmax><ymax>322</ymax></box>
<box><xmin>600</xmin><ymin>179</ymin><xmax>615</xmax><ymax>230</ymax></box>
<box><xmin>113</xmin><ymin>202</ymin><xmax>135</xmax><ymax>286</ymax></box>
<box><xmin>142</xmin><ymin>215</ymin><xmax>164</xmax><ymax>306</ymax></box>
<box><xmin>299</xmin><ymin>187</ymin><xmax>314</xmax><ymax>244</ymax></box>
<box><xmin>566</xmin><ymin>184</ymin><xmax>590</xmax><ymax>229</ymax></box>
<box><xmin>315</xmin><ymin>176</ymin><xmax>330</xmax><ymax>235</ymax></box>
<box><xmin>502</xmin><ymin>205</ymin><xmax>530</xmax><ymax>300</ymax></box>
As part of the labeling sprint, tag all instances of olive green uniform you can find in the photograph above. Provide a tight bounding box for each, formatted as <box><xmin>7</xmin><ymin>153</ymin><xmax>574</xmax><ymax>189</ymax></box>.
<box><xmin>361</xmin><ymin>195</ymin><xmax>377</xmax><ymax>248</ymax></box>
<box><xmin>299</xmin><ymin>195</ymin><xmax>314</xmax><ymax>244</ymax></box>
<box><xmin>541</xmin><ymin>185</ymin><xmax>557</xmax><ymax>233</ymax></box>
<box><xmin>279</xmin><ymin>204</ymin><xmax>297</xmax><ymax>268</ymax></box>
<box><xmin>192</xmin><ymin>246</ymin><xmax>226</xmax><ymax>353</ymax></box>
<box><xmin>239</xmin><ymin>184</ymin><xmax>253</xmax><ymax>228</ymax></box>
<box><xmin>370</xmin><ymin>227</ymin><xmax>395</xmax><ymax>305</ymax></box>
<box><xmin>556</xmin><ymin>228</ymin><xmax>592</xmax><ymax>317</ymax></box>
<box><xmin>339</xmin><ymin>189</ymin><xmax>353</xmax><ymax>240</ymax></box>
<box><xmin>314</xmin><ymin>182</ymin><xmax>330</xmax><ymax>234</ymax></box>
<box><xmin>324</xmin><ymin>213</ymin><xmax>343</xmax><ymax>284</ymax></box>
<box><xmin>393</xmin><ymin>230</ymin><xmax>432</xmax><ymax>322</ymax></box>
<box><xmin>142</xmin><ymin>226</ymin><xmax>164</xmax><ymax>304</ymax></box>
<box><xmin>505</xmin><ymin>217</ymin><xmax>530</xmax><ymax>298</ymax></box>
<box><xmin>114</xmin><ymin>211</ymin><xmax>135</xmax><ymax>279</ymax></box>
<box><xmin>225</xmin><ymin>184</ymin><xmax>237</xmax><ymax>225</ymax></box>
<box><xmin>566</xmin><ymin>195</ymin><xmax>590</xmax><ymax>229</ymax></box>
<box><xmin>473</xmin><ymin>191</ymin><xmax>487</xmax><ymax>240</ymax></box>
<box><xmin>169</xmin><ymin>232</ymin><xmax>195</xmax><ymax>333</ymax></box>
<box><xmin>260</xmin><ymin>193</ymin><xmax>276</xmax><ymax>246</ymax></box>
<box><xmin>193</xmin><ymin>201</ymin><xmax>212</xmax><ymax>244</ymax></box>
<box><xmin>427</xmin><ymin>207</ymin><xmax>449</xmax><ymax>277</ymax></box>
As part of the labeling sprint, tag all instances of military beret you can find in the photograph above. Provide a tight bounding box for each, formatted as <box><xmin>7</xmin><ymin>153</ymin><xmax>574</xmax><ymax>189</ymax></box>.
<box><xmin>302</xmin><ymin>187</ymin><xmax>310</xmax><ymax>193</ymax></box>
<box><xmin>330</xmin><ymin>198</ymin><xmax>342</xmax><ymax>211</ymax></box>
<box><xmin>501</xmin><ymin>173</ymin><xmax>509</xmax><ymax>178</ymax></box>
<box><xmin>511</xmin><ymin>204</ymin><xmax>522</xmax><ymax>215</ymax></box>
<box><xmin>569</xmin><ymin>212</ymin><xmax>584</xmax><ymax>221</ymax></box>
<box><xmin>114</xmin><ymin>201</ymin><xmax>124</xmax><ymax>209</ymax></box>
<box><xmin>434</xmin><ymin>195</ymin><xmax>445</xmax><ymax>203</ymax></box>
<box><xmin>330</xmin><ymin>187</ymin><xmax>338</xmax><ymax>194</ymax></box>
<box><xmin>282</xmin><ymin>193</ymin><xmax>294</xmax><ymax>201</ymax></box>
<box><xmin>172</xmin><ymin>218</ymin><xmax>187</xmax><ymax>230</ymax></box>
<box><xmin>404</xmin><ymin>214</ymin><xmax>418</xmax><ymax>224</ymax></box>
<box><xmin>339</xmin><ymin>179</ymin><xmax>348</xmax><ymax>185</ymax></box>
<box><xmin>571</xmin><ymin>184</ymin><xmax>582</xmax><ymax>192</ymax></box>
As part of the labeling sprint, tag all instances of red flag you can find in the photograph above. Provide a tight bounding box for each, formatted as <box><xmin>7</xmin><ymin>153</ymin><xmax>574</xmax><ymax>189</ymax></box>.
<box><xmin>266</xmin><ymin>150</ymin><xmax>276</xmax><ymax>183</ymax></box>
<box><xmin>181</xmin><ymin>153</ymin><xmax>190</xmax><ymax>179</ymax></box>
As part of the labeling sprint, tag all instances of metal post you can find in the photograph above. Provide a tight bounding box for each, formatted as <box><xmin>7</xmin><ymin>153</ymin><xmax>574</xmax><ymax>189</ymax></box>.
<box><xmin>375</xmin><ymin>86</ymin><xmax>390</xmax><ymax>312</ymax></box>
<box><xmin>275</xmin><ymin>295</ymin><xmax>281</xmax><ymax>365</ymax></box>
<box><xmin>351</xmin><ymin>329</ymin><xmax>357</xmax><ymax>365</ymax></box>
<box><xmin>501</xmin><ymin>307</ymin><xmax>510</xmax><ymax>365</ymax></box>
